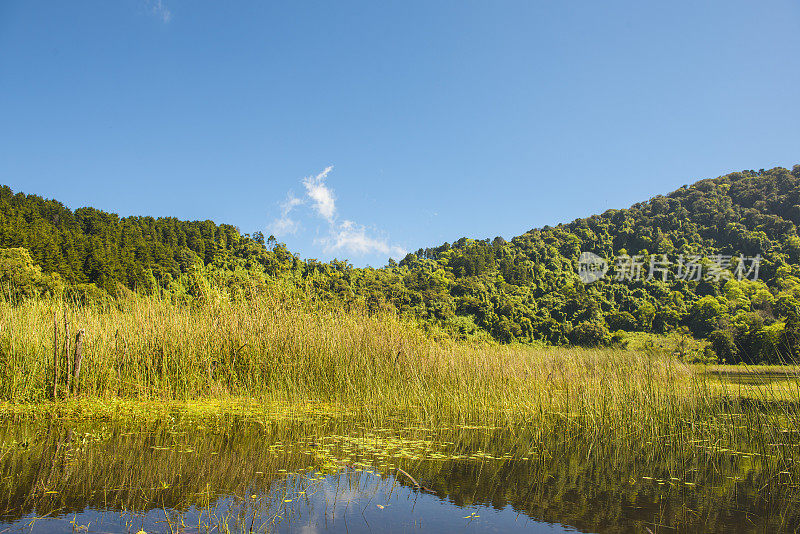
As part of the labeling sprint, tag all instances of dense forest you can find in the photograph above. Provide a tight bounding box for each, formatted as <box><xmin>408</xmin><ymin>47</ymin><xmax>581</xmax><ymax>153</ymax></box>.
<box><xmin>4</xmin><ymin>165</ymin><xmax>800</xmax><ymax>363</ymax></box>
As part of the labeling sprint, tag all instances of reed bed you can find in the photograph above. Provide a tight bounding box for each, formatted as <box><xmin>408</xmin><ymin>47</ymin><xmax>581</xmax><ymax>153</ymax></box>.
<box><xmin>0</xmin><ymin>295</ymin><xmax>692</xmax><ymax>415</ymax></box>
<box><xmin>2</xmin><ymin>293</ymin><xmax>800</xmax><ymax>531</ymax></box>
<box><xmin>0</xmin><ymin>293</ymin><xmax>798</xmax><ymax>469</ymax></box>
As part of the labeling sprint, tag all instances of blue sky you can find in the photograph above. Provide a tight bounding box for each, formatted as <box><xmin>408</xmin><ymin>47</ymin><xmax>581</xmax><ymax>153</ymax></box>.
<box><xmin>1</xmin><ymin>1</ymin><xmax>799</xmax><ymax>267</ymax></box>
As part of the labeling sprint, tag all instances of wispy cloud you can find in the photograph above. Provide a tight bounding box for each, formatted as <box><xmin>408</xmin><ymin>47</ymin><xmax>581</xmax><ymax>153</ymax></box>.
<box><xmin>267</xmin><ymin>192</ymin><xmax>304</xmax><ymax>237</ymax></box>
<box><xmin>267</xmin><ymin>166</ymin><xmax>406</xmax><ymax>260</ymax></box>
<box><xmin>302</xmin><ymin>166</ymin><xmax>336</xmax><ymax>223</ymax></box>
<box><xmin>318</xmin><ymin>220</ymin><xmax>406</xmax><ymax>258</ymax></box>
<box><xmin>146</xmin><ymin>0</ymin><xmax>172</xmax><ymax>23</ymax></box>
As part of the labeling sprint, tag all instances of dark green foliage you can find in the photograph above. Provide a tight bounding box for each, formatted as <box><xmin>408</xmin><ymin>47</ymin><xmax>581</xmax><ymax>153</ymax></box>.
<box><xmin>606</xmin><ymin>311</ymin><xmax>638</xmax><ymax>332</ymax></box>
<box><xmin>569</xmin><ymin>321</ymin><xmax>610</xmax><ymax>347</ymax></box>
<box><xmin>709</xmin><ymin>329</ymin><xmax>737</xmax><ymax>362</ymax></box>
<box><xmin>0</xmin><ymin>185</ymin><xmax>298</xmax><ymax>297</ymax></box>
<box><xmin>4</xmin><ymin>165</ymin><xmax>800</xmax><ymax>362</ymax></box>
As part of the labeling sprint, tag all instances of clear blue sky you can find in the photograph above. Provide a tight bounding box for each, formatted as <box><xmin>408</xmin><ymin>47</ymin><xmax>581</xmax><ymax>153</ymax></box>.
<box><xmin>1</xmin><ymin>1</ymin><xmax>799</xmax><ymax>266</ymax></box>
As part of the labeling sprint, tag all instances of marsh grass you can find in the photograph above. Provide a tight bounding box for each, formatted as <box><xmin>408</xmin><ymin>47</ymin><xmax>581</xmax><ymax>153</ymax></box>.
<box><xmin>0</xmin><ymin>295</ymin><xmax>692</xmax><ymax>421</ymax></box>
<box><xmin>1</xmin><ymin>293</ymin><xmax>800</xmax><ymax>500</ymax></box>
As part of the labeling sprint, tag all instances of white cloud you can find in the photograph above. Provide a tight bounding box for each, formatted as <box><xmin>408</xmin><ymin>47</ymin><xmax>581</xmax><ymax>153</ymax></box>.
<box><xmin>146</xmin><ymin>0</ymin><xmax>172</xmax><ymax>23</ymax></box>
<box><xmin>318</xmin><ymin>220</ymin><xmax>407</xmax><ymax>258</ymax></box>
<box><xmin>268</xmin><ymin>167</ymin><xmax>406</xmax><ymax>260</ymax></box>
<box><xmin>267</xmin><ymin>192</ymin><xmax>304</xmax><ymax>237</ymax></box>
<box><xmin>268</xmin><ymin>216</ymin><xmax>299</xmax><ymax>237</ymax></box>
<box><xmin>302</xmin><ymin>166</ymin><xmax>336</xmax><ymax>223</ymax></box>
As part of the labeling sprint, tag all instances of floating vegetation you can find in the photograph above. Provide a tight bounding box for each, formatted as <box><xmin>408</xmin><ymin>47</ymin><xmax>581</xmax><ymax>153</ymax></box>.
<box><xmin>1</xmin><ymin>298</ymin><xmax>800</xmax><ymax>530</ymax></box>
<box><xmin>0</xmin><ymin>390</ymin><xmax>797</xmax><ymax>533</ymax></box>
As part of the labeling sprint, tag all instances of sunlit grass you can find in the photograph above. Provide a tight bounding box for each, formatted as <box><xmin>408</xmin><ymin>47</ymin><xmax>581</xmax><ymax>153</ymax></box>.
<box><xmin>1</xmin><ymin>292</ymin><xmax>799</xmax><ymax>507</ymax></box>
<box><xmin>0</xmin><ymin>294</ymin><xmax>695</xmax><ymax>428</ymax></box>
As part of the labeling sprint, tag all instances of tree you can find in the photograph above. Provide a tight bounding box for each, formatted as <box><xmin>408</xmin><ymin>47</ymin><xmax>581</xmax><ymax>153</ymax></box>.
<box><xmin>569</xmin><ymin>322</ymin><xmax>610</xmax><ymax>347</ymax></box>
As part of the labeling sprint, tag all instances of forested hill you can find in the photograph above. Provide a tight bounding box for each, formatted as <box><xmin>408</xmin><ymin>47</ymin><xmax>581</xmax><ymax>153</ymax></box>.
<box><xmin>0</xmin><ymin>185</ymin><xmax>302</xmax><ymax>290</ymax></box>
<box><xmin>4</xmin><ymin>165</ymin><xmax>800</xmax><ymax>363</ymax></box>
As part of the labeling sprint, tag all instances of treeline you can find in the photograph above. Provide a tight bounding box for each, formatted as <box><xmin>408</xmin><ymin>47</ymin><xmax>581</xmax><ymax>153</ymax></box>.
<box><xmin>4</xmin><ymin>165</ymin><xmax>800</xmax><ymax>363</ymax></box>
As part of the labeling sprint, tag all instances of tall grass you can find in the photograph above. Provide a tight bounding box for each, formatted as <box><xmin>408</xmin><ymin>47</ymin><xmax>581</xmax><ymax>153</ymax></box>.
<box><xmin>0</xmin><ymin>293</ymin><xmax>690</xmax><ymax>415</ymax></box>
<box><xmin>3</xmin><ymin>291</ymin><xmax>800</xmax><ymax>531</ymax></box>
<box><xmin>1</xmin><ymin>292</ymin><xmax>799</xmax><ymax>467</ymax></box>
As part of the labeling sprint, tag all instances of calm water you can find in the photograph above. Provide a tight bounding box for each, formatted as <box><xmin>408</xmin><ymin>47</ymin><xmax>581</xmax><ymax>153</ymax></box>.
<box><xmin>711</xmin><ymin>371</ymin><xmax>799</xmax><ymax>385</ymax></box>
<box><xmin>2</xmin><ymin>472</ymin><xmax>575</xmax><ymax>534</ymax></box>
<box><xmin>0</xmin><ymin>404</ymin><xmax>797</xmax><ymax>533</ymax></box>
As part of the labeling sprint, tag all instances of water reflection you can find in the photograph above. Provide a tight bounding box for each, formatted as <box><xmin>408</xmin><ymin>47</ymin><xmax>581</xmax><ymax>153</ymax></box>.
<box><xmin>0</xmin><ymin>413</ymin><xmax>797</xmax><ymax>533</ymax></box>
<box><xmin>715</xmin><ymin>373</ymin><xmax>798</xmax><ymax>385</ymax></box>
<box><xmin>1</xmin><ymin>471</ymin><xmax>575</xmax><ymax>534</ymax></box>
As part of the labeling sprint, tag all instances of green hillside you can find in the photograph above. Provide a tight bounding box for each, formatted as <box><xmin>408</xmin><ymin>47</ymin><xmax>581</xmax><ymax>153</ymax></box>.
<box><xmin>4</xmin><ymin>164</ymin><xmax>800</xmax><ymax>362</ymax></box>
